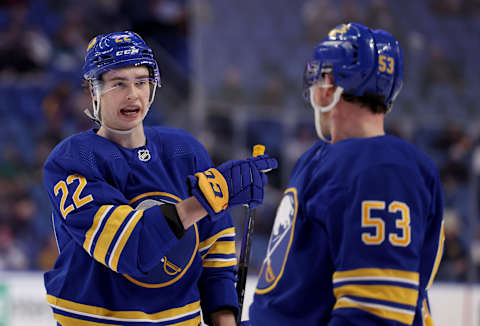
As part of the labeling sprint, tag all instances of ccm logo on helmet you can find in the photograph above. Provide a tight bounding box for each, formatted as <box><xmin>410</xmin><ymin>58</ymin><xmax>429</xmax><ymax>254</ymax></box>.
<box><xmin>116</xmin><ymin>48</ymin><xmax>139</xmax><ymax>56</ymax></box>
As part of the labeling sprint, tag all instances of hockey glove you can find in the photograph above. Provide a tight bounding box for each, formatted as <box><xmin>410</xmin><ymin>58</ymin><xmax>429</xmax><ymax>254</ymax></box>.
<box><xmin>188</xmin><ymin>155</ymin><xmax>278</xmax><ymax>220</ymax></box>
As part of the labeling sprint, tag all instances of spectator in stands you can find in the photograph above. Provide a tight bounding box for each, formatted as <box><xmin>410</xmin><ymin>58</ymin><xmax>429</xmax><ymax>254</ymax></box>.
<box><xmin>420</xmin><ymin>44</ymin><xmax>463</xmax><ymax>96</ymax></box>
<box><xmin>50</xmin><ymin>6</ymin><xmax>88</xmax><ymax>75</ymax></box>
<box><xmin>213</xmin><ymin>67</ymin><xmax>247</xmax><ymax>107</ymax></box>
<box><xmin>0</xmin><ymin>7</ymin><xmax>51</xmax><ymax>76</ymax></box>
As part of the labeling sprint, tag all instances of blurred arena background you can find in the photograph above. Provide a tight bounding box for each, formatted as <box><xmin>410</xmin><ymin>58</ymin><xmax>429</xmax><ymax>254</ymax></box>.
<box><xmin>0</xmin><ymin>0</ymin><xmax>479</xmax><ymax>325</ymax></box>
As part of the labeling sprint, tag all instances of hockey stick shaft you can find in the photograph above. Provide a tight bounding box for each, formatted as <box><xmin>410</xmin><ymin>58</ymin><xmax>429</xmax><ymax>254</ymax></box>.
<box><xmin>236</xmin><ymin>144</ymin><xmax>265</xmax><ymax>324</ymax></box>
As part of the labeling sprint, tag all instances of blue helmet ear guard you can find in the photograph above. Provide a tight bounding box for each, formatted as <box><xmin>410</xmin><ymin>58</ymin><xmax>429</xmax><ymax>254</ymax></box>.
<box><xmin>303</xmin><ymin>22</ymin><xmax>403</xmax><ymax>110</ymax></box>
<box><xmin>82</xmin><ymin>31</ymin><xmax>161</xmax><ymax>85</ymax></box>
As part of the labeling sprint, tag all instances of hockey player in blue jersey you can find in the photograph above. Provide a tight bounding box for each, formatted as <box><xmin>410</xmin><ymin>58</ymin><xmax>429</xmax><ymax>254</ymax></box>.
<box><xmin>42</xmin><ymin>31</ymin><xmax>277</xmax><ymax>326</ymax></box>
<box><xmin>249</xmin><ymin>23</ymin><xmax>444</xmax><ymax>326</ymax></box>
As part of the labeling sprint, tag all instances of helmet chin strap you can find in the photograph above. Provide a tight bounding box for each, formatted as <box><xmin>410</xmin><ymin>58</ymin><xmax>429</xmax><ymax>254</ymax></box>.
<box><xmin>102</xmin><ymin>124</ymin><xmax>139</xmax><ymax>135</ymax></box>
<box><xmin>309</xmin><ymin>85</ymin><xmax>344</xmax><ymax>143</ymax></box>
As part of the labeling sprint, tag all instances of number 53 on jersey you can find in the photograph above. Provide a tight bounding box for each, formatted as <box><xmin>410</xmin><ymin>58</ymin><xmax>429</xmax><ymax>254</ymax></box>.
<box><xmin>361</xmin><ymin>200</ymin><xmax>411</xmax><ymax>247</ymax></box>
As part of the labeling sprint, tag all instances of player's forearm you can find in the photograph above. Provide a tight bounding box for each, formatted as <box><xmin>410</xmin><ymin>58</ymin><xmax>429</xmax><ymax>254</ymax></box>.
<box><xmin>210</xmin><ymin>309</ymin><xmax>236</xmax><ymax>326</ymax></box>
<box><xmin>176</xmin><ymin>196</ymin><xmax>208</xmax><ymax>229</ymax></box>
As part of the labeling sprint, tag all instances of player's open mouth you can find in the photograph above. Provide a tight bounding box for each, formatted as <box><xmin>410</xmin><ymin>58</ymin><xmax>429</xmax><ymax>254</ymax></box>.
<box><xmin>120</xmin><ymin>107</ymin><xmax>140</xmax><ymax>116</ymax></box>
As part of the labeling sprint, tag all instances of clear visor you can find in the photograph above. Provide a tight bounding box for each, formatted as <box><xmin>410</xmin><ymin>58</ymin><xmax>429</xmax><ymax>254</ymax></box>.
<box><xmin>303</xmin><ymin>61</ymin><xmax>333</xmax><ymax>102</ymax></box>
<box><xmin>94</xmin><ymin>77</ymin><xmax>158</xmax><ymax>104</ymax></box>
<box><xmin>303</xmin><ymin>61</ymin><xmax>319</xmax><ymax>102</ymax></box>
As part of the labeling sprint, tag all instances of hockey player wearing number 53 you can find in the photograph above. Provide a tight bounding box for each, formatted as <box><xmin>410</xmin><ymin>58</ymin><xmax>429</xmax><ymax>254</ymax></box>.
<box><xmin>249</xmin><ymin>23</ymin><xmax>444</xmax><ymax>326</ymax></box>
<box><xmin>42</xmin><ymin>31</ymin><xmax>277</xmax><ymax>326</ymax></box>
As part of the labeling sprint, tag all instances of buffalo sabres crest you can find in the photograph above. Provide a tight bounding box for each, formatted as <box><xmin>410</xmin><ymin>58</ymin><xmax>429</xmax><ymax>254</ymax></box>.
<box><xmin>123</xmin><ymin>192</ymin><xmax>198</xmax><ymax>287</ymax></box>
<box><xmin>256</xmin><ymin>188</ymin><xmax>298</xmax><ymax>294</ymax></box>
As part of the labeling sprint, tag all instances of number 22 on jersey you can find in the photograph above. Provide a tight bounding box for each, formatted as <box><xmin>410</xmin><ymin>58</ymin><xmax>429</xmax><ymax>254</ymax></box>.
<box><xmin>54</xmin><ymin>174</ymin><xmax>94</xmax><ymax>219</ymax></box>
<box><xmin>361</xmin><ymin>200</ymin><xmax>411</xmax><ymax>247</ymax></box>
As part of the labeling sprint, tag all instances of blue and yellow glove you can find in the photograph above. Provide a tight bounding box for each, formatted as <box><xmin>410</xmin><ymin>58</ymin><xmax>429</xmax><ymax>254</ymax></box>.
<box><xmin>188</xmin><ymin>155</ymin><xmax>278</xmax><ymax>220</ymax></box>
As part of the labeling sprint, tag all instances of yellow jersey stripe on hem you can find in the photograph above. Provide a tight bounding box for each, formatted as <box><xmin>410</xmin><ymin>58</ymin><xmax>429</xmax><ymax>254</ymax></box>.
<box><xmin>47</xmin><ymin>295</ymin><xmax>201</xmax><ymax>322</ymax></box>
<box><xmin>334</xmin><ymin>296</ymin><xmax>415</xmax><ymax>325</ymax></box>
<box><xmin>334</xmin><ymin>284</ymin><xmax>418</xmax><ymax>306</ymax></box>
<box><xmin>54</xmin><ymin>313</ymin><xmax>202</xmax><ymax>326</ymax></box>
<box><xmin>167</xmin><ymin>315</ymin><xmax>202</xmax><ymax>326</ymax></box>
<box><xmin>54</xmin><ymin>313</ymin><xmax>121</xmax><ymax>326</ymax></box>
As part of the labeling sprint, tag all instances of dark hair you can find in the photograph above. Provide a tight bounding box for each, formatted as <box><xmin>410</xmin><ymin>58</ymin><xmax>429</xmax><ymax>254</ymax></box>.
<box><xmin>342</xmin><ymin>92</ymin><xmax>389</xmax><ymax>114</ymax></box>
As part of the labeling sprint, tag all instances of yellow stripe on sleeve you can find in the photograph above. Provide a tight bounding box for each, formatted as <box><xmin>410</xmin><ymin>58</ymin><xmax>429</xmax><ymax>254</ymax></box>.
<box><xmin>198</xmin><ymin>227</ymin><xmax>235</xmax><ymax>251</ymax></box>
<box><xmin>83</xmin><ymin>205</ymin><xmax>113</xmax><ymax>254</ymax></box>
<box><xmin>108</xmin><ymin>210</ymin><xmax>144</xmax><ymax>272</ymax></box>
<box><xmin>203</xmin><ymin>258</ymin><xmax>237</xmax><ymax>268</ymax></box>
<box><xmin>334</xmin><ymin>284</ymin><xmax>418</xmax><ymax>307</ymax></box>
<box><xmin>333</xmin><ymin>268</ymin><xmax>419</xmax><ymax>285</ymax></box>
<box><xmin>93</xmin><ymin>205</ymin><xmax>134</xmax><ymax>266</ymax></box>
<box><xmin>201</xmin><ymin>240</ymin><xmax>235</xmax><ymax>259</ymax></box>
<box><xmin>334</xmin><ymin>297</ymin><xmax>415</xmax><ymax>325</ymax></box>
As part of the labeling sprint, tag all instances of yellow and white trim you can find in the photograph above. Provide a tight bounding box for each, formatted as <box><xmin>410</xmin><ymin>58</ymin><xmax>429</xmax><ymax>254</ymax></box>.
<box><xmin>47</xmin><ymin>295</ymin><xmax>201</xmax><ymax>324</ymax></box>
<box><xmin>334</xmin><ymin>296</ymin><xmax>415</xmax><ymax>325</ymax></box>
<box><xmin>333</xmin><ymin>268</ymin><xmax>420</xmax><ymax>286</ymax></box>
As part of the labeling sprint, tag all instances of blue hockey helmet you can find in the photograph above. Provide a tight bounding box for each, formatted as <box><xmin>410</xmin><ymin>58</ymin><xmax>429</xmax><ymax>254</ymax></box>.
<box><xmin>82</xmin><ymin>31</ymin><xmax>160</xmax><ymax>85</ymax></box>
<box><xmin>303</xmin><ymin>22</ymin><xmax>403</xmax><ymax>109</ymax></box>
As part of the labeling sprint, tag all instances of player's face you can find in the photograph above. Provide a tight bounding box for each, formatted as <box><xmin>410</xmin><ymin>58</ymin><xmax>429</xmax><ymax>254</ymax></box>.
<box><xmin>96</xmin><ymin>66</ymin><xmax>152</xmax><ymax>132</ymax></box>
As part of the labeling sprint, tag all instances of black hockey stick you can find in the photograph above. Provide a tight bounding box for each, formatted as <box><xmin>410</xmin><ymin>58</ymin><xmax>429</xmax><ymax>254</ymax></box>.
<box><xmin>236</xmin><ymin>144</ymin><xmax>265</xmax><ymax>324</ymax></box>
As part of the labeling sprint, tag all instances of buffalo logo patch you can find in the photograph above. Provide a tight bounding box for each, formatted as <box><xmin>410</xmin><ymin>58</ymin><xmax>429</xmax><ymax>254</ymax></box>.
<box><xmin>256</xmin><ymin>187</ymin><xmax>298</xmax><ymax>294</ymax></box>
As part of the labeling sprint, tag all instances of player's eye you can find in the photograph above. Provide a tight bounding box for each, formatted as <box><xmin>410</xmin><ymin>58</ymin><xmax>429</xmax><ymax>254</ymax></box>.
<box><xmin>136</xmin><ymin>79</ymin><xmax>149</xmax><ymax>86</ymax></box>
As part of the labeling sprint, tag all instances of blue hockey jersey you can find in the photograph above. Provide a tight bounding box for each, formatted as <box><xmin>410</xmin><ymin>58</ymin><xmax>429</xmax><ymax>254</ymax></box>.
<box><xmin>250</xmin><ymin>135</ymin><xmax>444</xmax><ymax>326</ymax></box>
<box><xmin>43</xmin><ymin>127</ymin><xmax>238</xmax><ymax>325</ymax></box>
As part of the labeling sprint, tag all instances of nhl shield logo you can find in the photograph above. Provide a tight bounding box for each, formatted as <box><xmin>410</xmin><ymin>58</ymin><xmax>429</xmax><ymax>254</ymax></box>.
<box><xmin>256</xmin><ymin>187</ymin><xmax>298</xmax><ymax>294</ymax></box>
<box><xmin>138</xmin><ymin>149</ymin><xmax>151</xmax><ymax>162</ymax></box>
